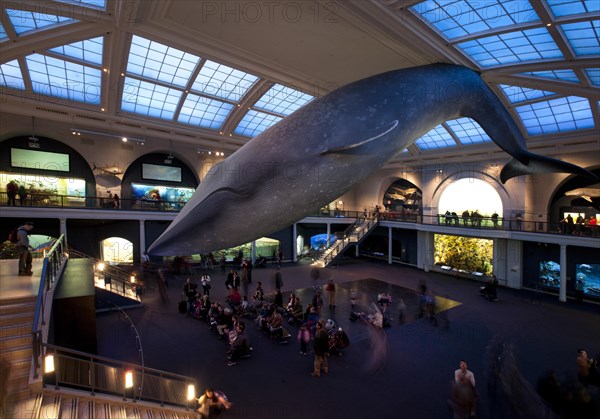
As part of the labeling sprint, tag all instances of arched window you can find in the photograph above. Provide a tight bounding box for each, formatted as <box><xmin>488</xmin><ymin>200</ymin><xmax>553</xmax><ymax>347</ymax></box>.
<box><xmin>439</xmin><ymin>178</ymin><xmax>502</xmax><ymax>218</ymax></box>
<box><xmin>101</xmin><ymin>237</ymin><xmax>133</xmax><ymax>263</ymax></box>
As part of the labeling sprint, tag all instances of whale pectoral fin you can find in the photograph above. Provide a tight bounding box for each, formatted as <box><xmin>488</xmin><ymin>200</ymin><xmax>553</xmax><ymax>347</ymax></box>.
<box><xmin>500</xmin><ymin>152</ymin><xmax>599</xmax><ymax>184</ymax></box>
<box><xmin>321</xmin><ymin>120</ymin><xmax>399</xmax><ymax>155</ymax></box>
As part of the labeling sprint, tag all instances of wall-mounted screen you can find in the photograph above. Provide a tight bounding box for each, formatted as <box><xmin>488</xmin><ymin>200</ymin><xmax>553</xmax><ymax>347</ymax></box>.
<box><xmin>11</xmin><ymin>148</ymin><xmax>70</xmax><ymax>172</ymax></box>
<box><xmin>142</xmin><ymin>163</ymin><xmax>181</xmax><ymax>182</ymax></box>
<box><xmin>539</xmin><ymin>261</ymin><xmax>560</xmax><ymax>289</ymax></box>
<box><xmin>576</xmin><ymin>264</ymin><xmax>600</xmax><ymax>297</ymax></box>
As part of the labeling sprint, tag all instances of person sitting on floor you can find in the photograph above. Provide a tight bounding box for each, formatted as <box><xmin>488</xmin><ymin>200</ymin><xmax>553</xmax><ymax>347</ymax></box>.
<box><xmin>227</xmin><ymin>321</ymin><xmax>252</xmax><ymax>366</ymax></box>
<box><xmin>267</xmin><ymin>308</ymin><xmax>284</xmax><ymax>338</ymax></box>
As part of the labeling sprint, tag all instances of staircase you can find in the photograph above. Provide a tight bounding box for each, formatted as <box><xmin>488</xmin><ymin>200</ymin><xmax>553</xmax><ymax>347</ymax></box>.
<box><xmin>0</xmin><ymin>295</ymin><xmax>37</xmax><ymax>414</ymax></box>
<box><xmin>313</xmin><ymin>215</ymin><xmax>380</xmax><ymax>267</ymax></box>
<box><xmin>6</xmin><ymin>389</ymin><xmax>200</xmax><ymax>418</ymax></box>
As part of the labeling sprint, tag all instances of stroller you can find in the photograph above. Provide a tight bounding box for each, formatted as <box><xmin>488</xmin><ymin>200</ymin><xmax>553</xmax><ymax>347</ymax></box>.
<box><xmin>324</xmin><ymin>319</ymin><xmax>350</xmax><ymax>356</ymax></box>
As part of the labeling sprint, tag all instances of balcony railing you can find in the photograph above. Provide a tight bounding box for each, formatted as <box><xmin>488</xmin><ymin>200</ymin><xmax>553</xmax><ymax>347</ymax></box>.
<box><xmin>0</xmin><ymin>191</ymin><xmax>186</xmax><ymax>212</ymax></box>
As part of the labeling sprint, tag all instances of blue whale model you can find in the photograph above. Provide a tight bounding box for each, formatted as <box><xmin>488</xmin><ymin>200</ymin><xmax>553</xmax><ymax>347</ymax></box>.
<box><xmin>148</xmin><ymin>64</ymin><xmax>595</xmax><ymax>255</ymax></box>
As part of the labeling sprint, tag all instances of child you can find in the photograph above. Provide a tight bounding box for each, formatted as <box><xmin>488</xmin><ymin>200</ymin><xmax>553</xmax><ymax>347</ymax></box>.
<box><xmin>297</xmin><ymin>324</ymin><xmax>310</xmax><ymax>355</ymax></box>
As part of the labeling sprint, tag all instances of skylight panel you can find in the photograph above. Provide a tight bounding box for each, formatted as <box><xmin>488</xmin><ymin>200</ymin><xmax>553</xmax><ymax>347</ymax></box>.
<box><xmin>0</xmin><ymin>22</ymin><xmax>7</xmax><ymax>41</ymax></box>
<box><xmin>26</xmin><ymin>54</ymin><xmax>101</xmax><ymax>104</ymax></box>
<box><xmin>7</xmin><ymin>10</ymin><xmax>76</xmax><ymax>35</ymax></box>
<box><xmin>191</xmin><ymin>60</ymin><xmax>259</xmax><ymax>102</ymax></box>
<box><xmin>457</xmin><ymin>27</ymin><xmax>563</xmax><ymax>67</ymax></box>
<box><xmin>49</xmin><ymin>36</ymin><xmax>103</xmax><ymax>65</ymax></box>
<box><xmin>415</xmin><ymin>125</ymin><xmax>457</xmax><ymax>150</ymax></box>
<box><xmin>127</xmin><ymin>35</ymin><xmax>200</xmax><ymax>87</ymax></box>
<box><xmin>560</xmin><ymin>20</ymin><xmax>600</xmax><ymax>56</ymax></box>
<box><xmin>446</xmin><ymin>118</ymin><xmax>491</xmax><ymax>144</ymax></box>
<box><xmin>0</xmin><ymin>60</ymin><xmax>24</xmax><ymax>88</ymax></box>
<box><xmin>520</xmin><ymin>69</ymin><xmax>579</xmax><ymax>82</ymax></box>
<box><xmin>121</xmin><ymin>77</ymin><xmax>182</xmax><ymax>119</ymax></box>
<box><xmin>547</xmin><ymin>0</ymin><xmax>600</xmax><ymax>17</ymax></box>
<box><xmin>515</xmin><ymin>96</ymin><xmax>594</xmax><ymax>135</ymax></box>
<box><xmin>234</xmin><ymin>110</ymin><xmax>283</xmax><ymax>137</ymax></box>
<box><xmin>499</xmin><ymin>84</ymin><xmax>557</xmax><ymax>103</ymax></box>
<box><xmin>586</xmin><ymin>68</ymin><xmax>600</xmax><ymax>86</ymax></box>
<box><xmin>178</xmin><ymin>94</ymin><xmax>234</xmax><ymax>130</ymax></box>
<box><xmin>56</xmin><ymin>0</ymin><xmax>106</xmax><ymax>8</ymax></box>
<box><xmin>410</xmin><ymin>0</ymin><xmax>539</xmax><ymax>40</ymax></box>
<box><xmin>254</xmin><ymin>84</ymin><xmax>314</xmax><ymax>116</ymax></box>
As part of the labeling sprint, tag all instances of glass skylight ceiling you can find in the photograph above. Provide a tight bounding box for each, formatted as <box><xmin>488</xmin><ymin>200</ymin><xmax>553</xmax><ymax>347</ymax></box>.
<box><xmin>499</xmin><ymin>84</ymin><xmax>557</xmax><ymax>103</ymax></box>
<box><xmin>410</xmin><ymin>0</ymin><xmax>540</xmax><ymax>40</ymax></box>
<box><xmin>547</xmin><ymin>0</ymin><xmax>600</xmax><ymax>17</ymax></box>
<box><xmin>50</xmin><ymin>37</ymin><xmax>104</xmax><ymax>66</ymax></box>
<box><xmin>27</xmin><ymin>54</ymin><xmax>102</xmax><ymax>104</ymax></box>
<box><xmin>0</xmin><ymin>0</ymin><xmax>597</xmax><ymax>154</ymax></box>
<box><xmin>515</xmin><ymin>96</ymin><xmax>594</xmax><ymax>135</ymax></box>
<box><xmin>6</xmin><ymin>10</ymin><xmax>76</xmax><ymax>35</ymax></box>
<box><xmin>415</xmin><ymin>118</ymin><xmax>491</xmax><ymax>150</ymax></box>
<box><xmin>0</xmin><ymin>60</ymin><xmax>24</xmax><ymax>88</ymax></box>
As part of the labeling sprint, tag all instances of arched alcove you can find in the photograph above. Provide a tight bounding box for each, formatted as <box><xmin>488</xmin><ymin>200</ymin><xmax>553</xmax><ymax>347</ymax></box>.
<box><xmin>101</xmin><ymin>237</ymin><xmax>134</xmax><ymax>264</ymax></box>
<box><xmin>432</xmin><ymin>172</ymin><xmax>509</xmax><ymax>220</ymax></box>
<box><xmin>120</xmin><ymin>152</ymin><xmax>200</xmax><ymax>210</ymax></box>
<box><xmin>381</xmin><ymin>179</ymin><xmax>422</xmax><ymax>214</ymax></box>
<box><xmin>0</xmin><ymin>136</ymin><xmax>96</xmax><ymax>206</ymax></box>
<box><xmin>549</xmin><ymin>167</ymin><xmax>600</xmax><ymax>224</ymax></box>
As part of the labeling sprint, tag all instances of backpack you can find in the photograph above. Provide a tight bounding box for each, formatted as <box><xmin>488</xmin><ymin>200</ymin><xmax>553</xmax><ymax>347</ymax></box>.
<box><xmin>8</xmin><ymin>228</ymin><xmax>19</xmax><ymax>243</ymax></box>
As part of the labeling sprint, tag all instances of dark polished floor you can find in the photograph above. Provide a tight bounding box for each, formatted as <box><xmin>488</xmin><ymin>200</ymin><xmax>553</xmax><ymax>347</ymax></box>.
<box><xmin>96</xmin><ymin>259</ymin><xmax>600</xmax><ymax>419</ymax></box>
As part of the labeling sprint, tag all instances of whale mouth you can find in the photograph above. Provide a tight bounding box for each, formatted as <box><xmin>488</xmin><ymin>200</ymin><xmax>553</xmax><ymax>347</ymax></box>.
<box><xmin>321</xmin><ymin>119</ymin><xmax>399</xmax><ymax>155</ymax></box>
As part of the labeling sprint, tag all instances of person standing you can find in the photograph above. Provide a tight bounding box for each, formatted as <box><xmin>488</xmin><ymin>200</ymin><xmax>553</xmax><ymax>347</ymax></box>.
<box><xmin>311</xmin><ymin>321</ymin><xmax>328</xmax><ymax>377</ymax></box>
<box><xmin>297</xmin><ymin>324</ymin><xmax>310</xmax><ymax>355</ymax></box>
<box><xmin>451</xmin><ymin>360</ymin><xmax>477</xmax><ymax>419</ymax></box>
<box><xmin>6</xmin><ymin>181</ymin><xmax>17</xmax><ymax>206</ymax></box>
<box><xmin>15</xmin><ymin>222</ymin><xmax>35</xmax><ymax>276</ymax></box>
<box><xmin>274</xmin><ymin>268</ymin><xmax>283</xmax><ymax>292</ymax></box>
<box><xmin>201</xmin><ymin>273</ymin><xmax>211</xmax><ymax>296</ymax></box>
<box><xmin>326</xmin><ymin>278</ymin><xmax>336</xmax><ymax>308</ymax></box>
<box><xmin>17</xmin><ymin>185</ymin><xmax>27</xmax><ymax>206</ymax></box>
<box><xmin>113</xmin><ymin>193</ymin><xmax>120</xmax><ymax>208</ymax></box>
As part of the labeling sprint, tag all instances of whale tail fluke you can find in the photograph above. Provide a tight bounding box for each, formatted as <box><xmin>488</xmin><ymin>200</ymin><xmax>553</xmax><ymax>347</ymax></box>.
<box><xmin>500</xmin><ymin>152</ymin><xmax>598</xmax><ymax>184</ymax></box>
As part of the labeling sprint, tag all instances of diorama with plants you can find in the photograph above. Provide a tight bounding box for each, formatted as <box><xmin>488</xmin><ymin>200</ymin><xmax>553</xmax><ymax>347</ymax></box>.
<box><xmin>434</xmin><ymin>234</ymin><xmax>493</xmax><ymax>275</ymax></box>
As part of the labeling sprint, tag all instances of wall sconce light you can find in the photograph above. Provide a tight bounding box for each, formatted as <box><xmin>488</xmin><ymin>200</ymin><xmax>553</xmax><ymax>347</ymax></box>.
<box><xmin>187</xmin><ymin>384</ymin><xmax>196</xmax><ymax>401</ymax></box>
<box><xmin>130</xmin><ymin>275</ymin><xmax>136</xmax><ymax>283</ymax></box>
<box><xmin>97</xmin><ymin>262</ymin><xmax>105</xmax><ymax>272</ymax></box>
<box><xmin>44</xmin><ymin>354</ymin><xmax>55</xmax><ymax>373</ymax></box>
<box><xmin>124</xmin><ymin>371</ymin><xmax>133</xmax><ymax>389</ymax></box>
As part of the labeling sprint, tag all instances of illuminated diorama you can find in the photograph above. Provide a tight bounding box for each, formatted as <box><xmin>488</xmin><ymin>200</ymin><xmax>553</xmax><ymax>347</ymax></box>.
<box><xmin>576</xmin><ymin>263</ymin><xmax>600</xmax><ymax>297</ymax></box>
<box><xmin>434</xmin><ymin>234</ymin><xmax>494</xmax><ymax>276</ymax></box>
<box><xmin>1</xmin><ymin>172</ymin><xmax>86</xmax><ymax>205</ymax></box>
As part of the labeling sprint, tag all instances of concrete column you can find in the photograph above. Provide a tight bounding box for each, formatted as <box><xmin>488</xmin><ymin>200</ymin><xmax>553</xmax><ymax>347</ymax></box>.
<box><xmin>424</xmin><ymin>231</ymin><xmax>431</xmax><ymax>272</ymax></box>
<box><xmin>559</xmin><ymin>244</ymin><xmax>567</xmax><ymax>302</ymax></box>
<box><xmin>326</xmin><ymin>223</ymin><xmax>331</xmax><ymax>247</ymax></box>
<box><xmin>139</xmin><ymin>220</ymin><xmax>146</xmax><ymax>261</ymax></box>
<box><xmin>388</xmin><ymin>226</ymin><xmax>392</xmax><ymax>264</ymax></box>
<box><xmin>292</xmin><ymin>223</ymin><xmax>297</xmax><ymax>262</ymax></box>
<box><xmin>59</xmin><ymin>218</ymin><xmax>67</xmax><ymax>239</ymax></box>
<box><xmin>251</xmin><ymin>240</ymin><xmax>257</xmax><ymax>265</ymax></box>
<box><xmin>355</xmin><ymin>244</ymin><xmax>359</xmax><ymax>257</ymax></box>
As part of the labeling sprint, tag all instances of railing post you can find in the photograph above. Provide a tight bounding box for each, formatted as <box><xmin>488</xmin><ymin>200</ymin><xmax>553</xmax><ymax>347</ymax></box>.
<box><xmin>160</xmin><ymin>372</ymin><xmax>165</xmax><ymax>406</ymax></box>
<box><xmin>90</xmin><ymin>356</ymin><xmax>95</xmax><ymax>396</ymax></box>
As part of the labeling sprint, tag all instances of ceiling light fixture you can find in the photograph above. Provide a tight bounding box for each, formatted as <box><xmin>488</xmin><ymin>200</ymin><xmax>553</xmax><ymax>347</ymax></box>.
<box><xmin>70</xmin><ymin>128</ymin><xmax>145</xmax><ymax>145</ymax></box>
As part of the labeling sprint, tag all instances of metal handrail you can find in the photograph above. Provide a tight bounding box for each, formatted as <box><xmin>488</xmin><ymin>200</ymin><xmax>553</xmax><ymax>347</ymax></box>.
<box><xmin>68</xmin><ymin>249</ymin><xmax>141</xmax><ymax>302</ymax></box>
<box><xmin>43</xmin><ymin>343</ymin><xmax>198</xmax><ymax>409</ymax></box>
<box><xmin>321</xmin><ymin>214</ymin><xmax>380</xmax><ymax>266</ymax></box>
<box><xmin>32</xmin><ymin>234</ymin><xmax>68</xmax><ymax>379</ymax></box>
